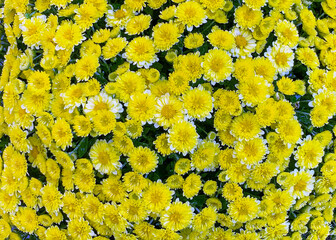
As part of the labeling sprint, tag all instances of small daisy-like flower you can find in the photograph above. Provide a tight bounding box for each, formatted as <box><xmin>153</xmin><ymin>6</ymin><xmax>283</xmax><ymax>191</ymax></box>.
<box><xmin>84</xmin><ymin>91</ymin><xmax>123</xmax><ymax>118</ymax></box>
<box><xmin>230</xmin><ymin>112</ymin><xmax>261</xmax><ymax>141</ymax></box>
<box><xmin>243</xmin><ymin>0</ymin><xmax>266</xmax><ymax>9</ymax></box>
<box><xmin>295</xmin><ymin>138</ymin><xmax>324</xmax><ymax>169</ymax></box>
<box><xmin>234</xmin><ymin>137</ymin><xmax>267</xmax><ymax>166</ymax></box>
<box><xmin>119</xmin><ymin>198</ymin><xmax>147</xmax><ymax>222</ymax></box>
<box><xmin>275</xmin><ymin>20</ymin><xmax>299</xmax><ymax>48</ymax></box>
<box><xmin>74</xmin><ymin>3</ymin><xmax>99</xmax><ymax>31</ymax></box>
<box><xmin>277</xmin><ymin>76</ymin><xmax>297</xmax><ymax>95</ymax></box>
<box><xmin>102</xmin><ymin>37</ymin><xmax>128</xmax><ymax>60</ymax></box>
<box><xmin>128</xmin><ymin>146</ymin><xmax>158</xmax><ymax>174</ymax></box>
<box><xmin>75</xmin><ymin>55</ymin><xmax>99</xmax><ymax>81</ymax></box>
<box><xmin>208</xmin><ymin>28</ymin><xmax>235</xmax><ymax>51</ymax></box>
<box><xmin>154</xmin><ymin>133</ymin><xmax>174</xmax><ymax>156</ymax></box>
<box><xmin>183</xmin><ymin>87</ymin><xmax>213</xmax><ymax>121</ymax></box>
<box><xmin>20</xmin><ymin>15</ymin><xmax>46</xmax><ymax>48</ymax></box>
<box><xmin>41</xmin><ymin>184</ymin><xmax>63</xmax><ymax>214</ymax></box>
<box><xmin>289</xmin><ymin>169</ymin><xmax>315</xmax><ymax>199</ymax></box>
<box><xmin>89</xmin><ymin>140</ymin><xmax>121</xmax><ymax>175</ymax></box>
<box><xmin>91</xmin><ymin>110</ymin><xmax>116</xmax><ymax>135</ymax></box>
<box><xmin>182</xmin><ymin>173</ymin><xmax>202</xmax><ymax>199</ymax></box>
<box><xmin>115</xmin><ymin>71</ymin><xmax>146</xmax><ymax>102</ymax></box>
<box><xmin>235</xmin><ymin>5</ymin><xmax>262</xmax><ymax>29</ymax></box>
<box><xmin>238</xmin><ymin>76</ymin><xmax>271</xmax><ymax>107</ymax></box>
<box><xmin>67</xmin><ymin>218</ymin><xmax>94</xmax><ymax>240</ymax></box>
<box><xmin>276</xmin><ymin>119</ymin><xmax>302</xmax><ymax>145</ymax></box>
<box><xmin>296</xmin><ymin>47</ymin><xmax>319</xmax><ymax>69</ymax></box>
<box><xmin>45</xmin><ymin>226</ymin><xmax>67</xmax><ymax>240</ymax></box>
<box><xmin>153</xmin><ymin>22</ymin><xmax>181</xmax><ymax>51</ymax></box>
<box><xmin>125</xmin><ymin>14</ymin><xmax>151</xmax><ymax>35</ymax></box>
<box><xmin>202</xmin><ymin>49</ymin><xmax>233</xmax><ymax>84</ymax></box>
<box><xmin>231</xmin><ymin>27</ymin><xmax>256</xmax><ymax>57</ymax></box>
<box><xmin>168</xmin><ymin>121</ymin><xmax>199</xmax><ymax>155</ymax></box>
<box><xmin>54</xmin><ymin>20</ymin><xmax>85</xmax><ymax>50</ymax></box>
<box><xmin>192</xmin><ymin>207</ymin><xmax>217</xmax><ymax>232</ymax></box>
<box><xmin>265</xmin><ymin>42</ymin><xmax>294</xmax><ymax>76</ymax></box>
<box><xmin>176</xmin><ymin>1</ymin><xmax>207</xmax><ymax>31</ymax></box>
<box><xmin>200</xmin><ymin>0</ymin><xmax>225</xmax><ymax>12</ymax></box>
<box><xmin>154</xmin><ymin>94</ymin><xmax>184</xmax><ymax>129</ymax></box>
<box><xmin>228</xmin><ymin>196</ymin><xmax>259</xmax><ymax>223</ymax></box>
<box><xmin>106</xmin><ymin>6</ymin><xmax>132</xmax><ymax>29</ymax></box>
<box><xmin>127</xmin><ymin>92</ymin><xmax>156</xmax><ymax>123</ymax></box>
<box><xmin>143</xmin><ymin>181</ymin><xmax>173</xmax><ymax>214</ymax></box>
<box><xmin>51</xmin><ymin>118</ymin><xmax>73</xmax><ymax>150</ymax></box>
<box><xmin>124</xmin><ymin>36</ymin><xmax>158</xmax><ymax>68</ymax></box>
<box><xmin>125</xmin><ymin>0</ymin><xmax>147</xmax><ymax>12</ymax></box>
<box><xmin>27</xmin><ymin>71</ymin><xmax>51</xmax><ymax>93</ymax></box>
<box><xmin>160</xmin><ymin>201</ymin><xmax>194</xmax><ymax>231</ymax></box>
<box><xmin>184</xmin><ymin>32</ymin><xmax>204</xmax><ymax>49</ymax></box>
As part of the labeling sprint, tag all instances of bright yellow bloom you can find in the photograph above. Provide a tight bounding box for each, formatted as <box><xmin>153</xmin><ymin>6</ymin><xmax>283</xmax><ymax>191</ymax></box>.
<box><xmin>202</xmin><ymin>49</ymin><xmax>233</xmax><ymax>83</ymax></box>
<box><xmin>168</xmin><ymin>121</ymin><xmax>199</xmax><ymax>155</ymax></box>
<box><xmin>124</xmin><ymin>36</ymin><xmax>158</xmax><ymax>68</ymax></box>
<box><xmin>176</xmin><ymin>1</ymin><xmax>207</xmax><ymax>31</ymax></box>
<box><xmin>128</xmin><ymin>146</ymin><xmax>158</xmax><ymax>174</ymax></box>
<box><xmin>160</xmin><ymin>201</ymin><xmax>194</xmax><ymax>231</ymax></box>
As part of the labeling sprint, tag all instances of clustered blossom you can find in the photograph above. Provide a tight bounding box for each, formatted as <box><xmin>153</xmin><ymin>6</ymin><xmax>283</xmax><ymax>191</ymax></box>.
<box><xmin>0</xmin><ymin>0</ymin><xmax>336</xmax><ymax>239</ymax></box>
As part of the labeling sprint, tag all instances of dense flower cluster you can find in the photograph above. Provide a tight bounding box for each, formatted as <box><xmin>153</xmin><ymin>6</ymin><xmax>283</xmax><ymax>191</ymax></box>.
<box><xmin>1</xmin><ymin>0</ymin><xmax>336</xmax><ymax>239</ymax></box>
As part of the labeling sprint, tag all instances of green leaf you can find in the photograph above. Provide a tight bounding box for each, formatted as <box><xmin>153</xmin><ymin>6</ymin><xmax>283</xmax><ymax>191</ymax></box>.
<box><xmin>77</xmin><ymin>137</ymin><xmax>89</xmax><ymax>158</ymax></box>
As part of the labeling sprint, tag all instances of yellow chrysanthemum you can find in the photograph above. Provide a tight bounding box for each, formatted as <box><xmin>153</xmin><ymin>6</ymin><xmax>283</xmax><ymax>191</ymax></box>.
<box><xmin>183</xmin><ymin>87</ymin><xmax>213</xmax><ymax>120</ymax></box>
<box><xmin>228</xmin><ymin>196</ymin><xmax>259</xmax><ymax>223</ymax></box>
<box><xmin>184</xmin><ymin>33</ymin><xmax>204</xmax><ymax>49</ymax></box>
<box><xmin>41</xmin><ymin>184</ymin><xmax>63</xmax><ymax>214</ymax></box>
<box><xmin>290</xmin><ymin>169</ymin><xmax>315</xmax><ymax>199</ymax></box>
<box><xmin>234</xmin><ymin>138</ymin><xmax>267</xmax><ymax>166</ymax></box>
<box><xmin>192</xmin><ymin>207</ymin><xmax>217</xmax><ymax>232</ymax></box>
<box><xmin>143</xmin><ymin>181</ymin><xmax>172</xmax><ymax>214</ymax></box>
<box><xmin>89</xmin><ymin>140</ymin><xmax>121</xmax><ymax>175</ymax></box>
<box><xmin>183</xmin><ymin>173</ymin><xmax>202</xmax><ymax>199</ymax></box>
<box><xmin>295</xmin><ymin>138</ymin><xmax>324</xmax><ymax>169</ymax></box>
<box><xmin>296</xmin><ymin>47</ymin><xmax>319</xmax><ymax>69</ymax></box>
<box><xmin>153</xmin><ymin>22</ymin><xmax>181</xmax><ymax>51</ymax></box>
<box><xmin>124</xmin><ymin>36</ymin><xmax>158</xmax><ymax>68</ymax></box>
<box><xmin>202</xmin><ymin>49</ymin><xmax>233</xmax><ymax>83</ymax></box>
<box><xmin>128</xmin><ymin>146</ymin><xmax>158</xmax><ymax>174</ymax></box>
<box><xmin>67</xmin><ymin>218</ymin><xmax>93</xmax><ymax>240</ymax></box>
<box><xmin>91</xmin><ymin>110</ymin><xmax>116</xmax><ymax>135</ymax></box>
<box><xmin>45</xmin><ymin>226</ymin><xmax>67</xmax><ymax>240</ymax></box>
<box><xmin>208</xmin><ymin>28</ymin><xmax>235</xmax><ymax>51</ymax></box>
<box><xmin>102</xmin><ymin>37</ymin><xmax>128</xmax><ymax>60</ymax></box>
<box><xmin>238</xmin><ymin>76</ymin><xmax>271</xmax><ymax>107</ymax></box>
<box><xmin>154</xmin><ymin>94</ymin><xmax>184</xmax><ymax>129</ymax></box>
<box><xmin>21</xmin><ymin>16</ymin><xmax>46</xmax><ymax>48</ymax></box>
<box><xmin>230</xmin><ymin>113</ymin><xmax>261</xmax><ymax>141</ymax></box>
<box><xmin>276</xmin><ymin>119</ymin><xmax>302</xmax><ymax>145</ymax></box>
<box><xmin>168</xmin><ymin>121</ymin><xmax>199</xmax><ymax>155</ymax></box>
<box><xmin>265</xmin><ymin>42</ymin><xmax>294</xmax><ymax>76</ymax></box>
<box><xmin>126</xmin><ymin>14</ymin><xmax>151</xmax><ymax>35</ymax></box>
<box><xmin>160</xmin><ymin>201</ymin><xmax>194</xmax><ymax>231</ymax></box>
<box><xmin>115</xmin><ymin>71</ymin><xmax>146</xmax><ymax>102</ymax></box>
<box><xmin>54</xmin><ymin>20</ymin><xmax>85</xmax><ymax>50</ymax></box>
<box><xmin>176</xmin><ymin>1</ymin><xmax>207</xmax><ymax>31</ymax></box>
<box><xmin>51</xmin><ymin>118</ymin><xmax>73</xmax><ymax>150</ymax></box>
<box><xmin>119</xmin><ymin>198</ymin><xmax>147</xmax><ymax>222</ymax></box>
<box><xmin>235</xmin><ymin>5</ymin><xmax>262</xmax><ymax>29</ymax></box>
<box><xmin>75</xmin><ymin>55</ymin><xmax>99</xmax><ymax>81</ymax></box>
<box><xmin>27</xmin><ymin>70</ymin><xmax>51</xmax><ymax>93</ymax></box>
<box><xmin>127</xmin><ymin>93</ymin><xmax>156</xmax><ymax>123</ymax></box>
